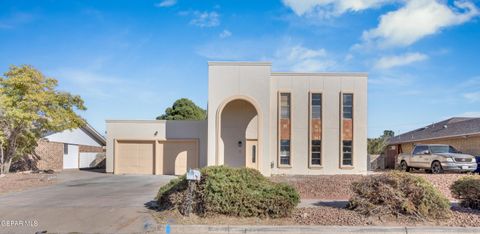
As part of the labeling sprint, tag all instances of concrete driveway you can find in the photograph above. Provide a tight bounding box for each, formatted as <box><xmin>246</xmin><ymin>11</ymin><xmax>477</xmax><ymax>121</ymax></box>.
<box><xmin>0</xmin><ymin>170</ymin><xmax>175</xmax><ymax>233</ymax></box>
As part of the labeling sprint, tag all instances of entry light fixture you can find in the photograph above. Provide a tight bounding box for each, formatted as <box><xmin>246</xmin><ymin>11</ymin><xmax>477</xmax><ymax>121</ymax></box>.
<box><xmin>238</xmin><ymin>141</ymin><xmax>243</xmax><ymax>148</ymax></box>
<box><xmin>154</xmin><ymin>131</ymin><xmax>158</xmax><ymax>136</ymax></box>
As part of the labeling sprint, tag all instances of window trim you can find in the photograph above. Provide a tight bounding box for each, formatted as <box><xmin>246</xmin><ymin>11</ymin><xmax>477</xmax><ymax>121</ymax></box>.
<box><xmin>277</xmin><ymin>91</ymin><xmax>292</xmax><ymax>168</ymax></box>
<box><xmin>340</xmin><ymin>92</ymin><xmax>355</xmax><ymax>169</ymax></box>
<box><xmin>308</xmin><ymin>91</ymin><xmax>324</xmax><ymax>168</ymax></box>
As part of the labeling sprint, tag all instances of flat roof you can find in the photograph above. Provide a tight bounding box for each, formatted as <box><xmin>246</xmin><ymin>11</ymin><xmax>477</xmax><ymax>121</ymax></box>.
<box><xmin>271</xmin><ymin>72</ymin><xmax>368</xmax><ymax>77</ymax></box>
<box><xmin>105</xmin><ymin>119</ymin><xmax>206</xmax><ymax>123</ymax></box>
<box><xmin>208</xmin><ymin>61</ymin><xmax>272</xmax><ymax>66</ymax></box>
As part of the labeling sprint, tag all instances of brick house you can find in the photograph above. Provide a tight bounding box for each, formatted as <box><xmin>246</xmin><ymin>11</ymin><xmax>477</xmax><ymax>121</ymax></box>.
<box><xmin>385</xmin><ymin>117</ymin><xmax>480</xmax><ymax>168</ymax></box>
<box><xmin>33</xmin><ymin>123</ymin><xmax>106</xmax><ymax>171</ymax></box>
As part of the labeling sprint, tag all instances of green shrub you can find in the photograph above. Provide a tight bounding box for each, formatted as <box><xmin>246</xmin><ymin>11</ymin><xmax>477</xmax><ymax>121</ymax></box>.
<box><xmin>451</xmin><ymin>176</ymin><xmax>480</xmax><ymax>209</ymax></box>
<box><xmin>156</xmin><ymin>166</ymin><xmax>300</xmax><ymax>218</ymax></box>
<box><xmin>347</xmin><ymin>171</ymin><xmax>451</xmax><ymax>220</ymax></box>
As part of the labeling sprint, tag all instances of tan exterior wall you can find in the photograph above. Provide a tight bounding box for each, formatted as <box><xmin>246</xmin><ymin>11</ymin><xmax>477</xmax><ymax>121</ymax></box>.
<box><xmin>105</xmin><ymin>120</ymin><xmax>207</xmax><ymax>173</ymax></box>
<box><xmin>269</xmin><ymin>72</ymin><xmax>368</xmax><ymax>175</ymax></box>
<box><xmin>208</xmin><ymin>62</ymin><xmax>368</xmax><ymax>175</ymax></box>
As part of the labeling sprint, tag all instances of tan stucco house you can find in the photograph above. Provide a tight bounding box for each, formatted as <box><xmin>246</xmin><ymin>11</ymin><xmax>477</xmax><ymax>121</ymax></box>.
<box><xmin>106</xmin><ymin>62</ymin><xmax>368</xmax><ymax>176</ymax></box>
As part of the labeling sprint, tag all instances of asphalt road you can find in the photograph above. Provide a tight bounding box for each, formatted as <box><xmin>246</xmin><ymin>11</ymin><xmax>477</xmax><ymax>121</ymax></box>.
<box><xmin>0</xmin><ymin>170</ymin><xmax>174</xmax><ymax>233</ymax></box>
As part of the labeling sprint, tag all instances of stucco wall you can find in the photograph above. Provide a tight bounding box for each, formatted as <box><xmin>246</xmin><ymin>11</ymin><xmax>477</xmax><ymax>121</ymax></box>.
<box><xmin>269</xmin><ymin>73</ymin><xmax>368</xmax><ymax>175</ymax></box>
<box><xmin>208</xmin><ymin>62</ymin><xmax>368</xmax><ymax>175</ymax></box>
<box><xmin>208</xmin><ymin>62</ymin><xmax>272</xmax><ymax>175</ymax></box>
<box><xmin>105</xmin><ymin>120</ymin><xmax>207</xmax><ymax>173</ymax></box>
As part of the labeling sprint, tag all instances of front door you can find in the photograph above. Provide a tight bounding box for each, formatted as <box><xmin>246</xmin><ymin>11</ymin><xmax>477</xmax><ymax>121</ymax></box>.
<box><xmin>245</xmin><ymin>139</ymin><xmax>258</xmax><ymax>169</ymax></box>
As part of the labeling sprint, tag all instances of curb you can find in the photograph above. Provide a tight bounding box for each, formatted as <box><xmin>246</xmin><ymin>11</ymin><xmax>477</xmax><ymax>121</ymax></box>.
<box><xmin>148</xmin><ymin>225</ymin><xmax>480</xmax><ymax>234</ymax></box>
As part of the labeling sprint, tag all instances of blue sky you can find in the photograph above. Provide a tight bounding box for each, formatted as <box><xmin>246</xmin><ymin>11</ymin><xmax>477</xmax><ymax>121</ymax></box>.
<box><xmin>1</xmin><ymin>0</ymin><xmax>480</xmax><ymax>137</ymax></box>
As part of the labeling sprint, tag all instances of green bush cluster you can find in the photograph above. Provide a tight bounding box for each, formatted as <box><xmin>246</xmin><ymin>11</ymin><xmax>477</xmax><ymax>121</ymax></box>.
<box><xmin>451</xmin><ymin>176</ymin><xmax>480</xmax><ymax>209</ymax></box>
<box><xmin>347</xmin><ymin>171</ymin><xmax>451</xmax><ymax>219</ymax></box>
<box><xmin>156</xmin><ymin>166</ymin><xmax>300</xmax><ymax>218</ymax></box>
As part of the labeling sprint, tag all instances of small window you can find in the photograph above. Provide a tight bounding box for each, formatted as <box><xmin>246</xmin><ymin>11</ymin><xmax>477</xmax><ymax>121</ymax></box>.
<box><xmin>413</xmin><ymin>146</ymin><xmax>428</xmax><ymax>155</ymax></box>
<box><xmin>311</xmin><ymin>93</ymin><xmax>321</xmax><ymax>119</ymax></box>
<box><xmin>311</xmin><ymin>140</ymin><xmax>321</xmax><ymax>165</ymax></box>
<box><xmin>280</xmin><ymin>140</ymin><xmax>290</xmax><ymax>165</ymax></box>
<box><xmin>252</xmin><ymin>145</ymin><xmax>256</xmax><ymax>163</ymax></box>
<box><xmin>280</xmin><ymin>93</ymin><xmax>291</xmax><ymax>119</ymax></box>
<box><xmin>343</xmin><ymin>94</ymin><xmax>353</xmax><ymax>119</ymax></box>
<box><xmin>342</xmin><ymin>140</ymin><xmax>353</xmax><ymax>166</ymax></box>
<box><xmin>64</xmin><ymin>144</ymin><xmax>69</xmax><ymax>155</ymax></box>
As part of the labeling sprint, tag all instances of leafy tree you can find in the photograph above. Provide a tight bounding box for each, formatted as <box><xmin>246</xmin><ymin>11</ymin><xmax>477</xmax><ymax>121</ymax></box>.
<box><xmin>0</xmin><ymin>65</ymin><xmax>86</xmax><ymax>173</ymax></box>
<box><xmin>368</xmin><ymin>130</ymin><xmax>395</xmax><ymax>155</ymax></box>
<box><xmin>157</xmin><ymin>98</ymin><xmax>206</xmax><ymax>120</ymax></box>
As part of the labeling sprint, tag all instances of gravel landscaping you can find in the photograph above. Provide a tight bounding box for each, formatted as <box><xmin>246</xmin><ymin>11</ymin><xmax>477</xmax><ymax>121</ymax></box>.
<box><xmin>271</xmin><ymin>171</ymin><xmax>471</xmax><ymax>200</ymax></box>
<box><xmin>152</xmin><ymin>171</ymin><xmax>480</xmax><ymax>227</ymax></box>
<box><xmin>0</xmin><ymin>172</ymin><xmax>57</xmax><ymax>194</ymax></box>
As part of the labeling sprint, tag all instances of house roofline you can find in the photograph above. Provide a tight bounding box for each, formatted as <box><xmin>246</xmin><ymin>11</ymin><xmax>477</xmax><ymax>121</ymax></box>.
<box><xmin>271</xmin><ymin>72</ymin><xmax>368</xmax><ymax>77</ymax></box>
<box><xmin>105</xmin><ymin>119</ymin><xmax>207</xmax><ymax>123</ymax></box>
<box><xmin>81</xmin><ymin>123</ymin><xmax>106</xmax><ymax>145</ymax></box>
<box><xmin>208</xmin><ymin>61</ymin><xmax>272</xmax><ymax>66</ymax></box>
<box><xmin>388</xmin><ymin>132</ymin><xmax>480</xmax><ymax>145</ymax></box>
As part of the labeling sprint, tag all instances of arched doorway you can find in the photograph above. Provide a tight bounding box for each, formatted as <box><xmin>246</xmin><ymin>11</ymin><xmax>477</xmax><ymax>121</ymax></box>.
<box><xmin>217</xmin><ymin>99</ymin><xmax>259</xmax><ymax>169</ymax></box>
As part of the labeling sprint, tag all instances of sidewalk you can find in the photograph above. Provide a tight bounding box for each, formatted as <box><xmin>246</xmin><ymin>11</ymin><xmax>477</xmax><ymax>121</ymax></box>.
<box><xmin>150</xmin><ymin>225</ymin><xmax>480</xmax><ymax>234</ymax></box>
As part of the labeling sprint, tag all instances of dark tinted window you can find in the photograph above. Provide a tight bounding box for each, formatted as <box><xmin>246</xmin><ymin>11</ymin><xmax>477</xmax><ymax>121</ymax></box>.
<box><xmin>413</xmin><ymin>146</ymin><xmax>428</xmax><ymax>155</ymax></box>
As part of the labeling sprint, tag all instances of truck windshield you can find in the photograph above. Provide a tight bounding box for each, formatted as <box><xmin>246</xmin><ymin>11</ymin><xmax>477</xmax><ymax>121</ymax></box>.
<box><xmin>430</xmin><ymin>145</ymin><xmax>460</xmax><ymax>154</ymax></box>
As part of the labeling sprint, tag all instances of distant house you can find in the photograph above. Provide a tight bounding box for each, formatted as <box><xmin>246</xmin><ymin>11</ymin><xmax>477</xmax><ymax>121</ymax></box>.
<box><xmin>385</xmin><ymin>117</ymin><xmax>480</xmax><ymax>168</ymax></box>
<box><xmin>35</xmin><ymin>123</ymin><xmax>106</xmax><ymax>171</ymax></box>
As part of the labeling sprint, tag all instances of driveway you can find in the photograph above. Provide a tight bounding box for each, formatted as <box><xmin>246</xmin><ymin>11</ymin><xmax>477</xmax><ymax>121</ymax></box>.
<box><xmin>0</xmin><ymin>170</ymin><xmax>175</xmax><ymax>233</ymax></box>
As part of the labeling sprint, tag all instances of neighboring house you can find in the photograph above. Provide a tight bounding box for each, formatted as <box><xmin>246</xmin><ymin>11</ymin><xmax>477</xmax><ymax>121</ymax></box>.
<box><xmin>385</xmin><ymin>117</ymin><xmax>480</xmax><ymax>168</ymax></box>
<box><xmin>106</xmin><ymin>62</ymin><xmax>368</xmax><ymax>176</ymax></box>
<box><xmin>36</xmin><ymin>123</ymin><xmax>106</xmax><ymax>170</ymax></box>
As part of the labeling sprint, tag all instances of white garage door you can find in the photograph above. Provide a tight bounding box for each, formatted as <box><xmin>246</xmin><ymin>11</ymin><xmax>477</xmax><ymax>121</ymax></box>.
<box><xmin>115</xmin><ymin>141</ymin><xmax>154</xmax><ymax>174</ymax></box>
<box><xmin>63</xmin><ymin>144</ymin><xmax>79</xmax><ymax>169</ymax></box>
<box><xmin>79</xmin><ymin>152</ymin><xmax>101</xmax><ymax>168</ymax></box>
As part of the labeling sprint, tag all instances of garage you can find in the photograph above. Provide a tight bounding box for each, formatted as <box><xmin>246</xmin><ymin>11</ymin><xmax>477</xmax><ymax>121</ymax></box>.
<box><xmin>113</xmin><ymin>139</ymin><xmax>198</xmax><ymax>175</ymax></box>
<box><xmin>115</xmin><ymin>141</ymin><xmax>155</xmax><ymax>175</ymax></box>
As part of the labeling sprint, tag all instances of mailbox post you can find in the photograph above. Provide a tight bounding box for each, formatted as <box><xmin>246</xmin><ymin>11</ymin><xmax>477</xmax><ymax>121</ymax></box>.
<box><xmin>182</xmin><ymin>169</ymin><xmax>201</xmax><ymax>216</ymax></box>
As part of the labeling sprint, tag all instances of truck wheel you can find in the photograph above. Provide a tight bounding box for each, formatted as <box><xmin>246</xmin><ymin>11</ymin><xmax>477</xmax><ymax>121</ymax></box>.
<box><xmin>431</xmin><ymin>161</ymin><xmax>443</xmax><ymax>174</ymax></box>
<box><xmin>400</xmin><ymin>161</ymin><xmax>410</xmax><ymax>172</ymax></box>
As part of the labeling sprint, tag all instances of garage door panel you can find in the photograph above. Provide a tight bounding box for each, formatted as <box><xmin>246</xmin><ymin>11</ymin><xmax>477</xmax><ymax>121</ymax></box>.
<box><xmin>116</xmin><ymin>141</ymin><xmax>154</xmax><ymax>175</ymax></box>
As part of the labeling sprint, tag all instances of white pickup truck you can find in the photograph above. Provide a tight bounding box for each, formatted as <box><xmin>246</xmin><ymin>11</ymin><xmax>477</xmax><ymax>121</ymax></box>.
<box><xmin>398</xmin><ymin>144</ymin><xmax>477</xmax><ymax>174</ymax></box>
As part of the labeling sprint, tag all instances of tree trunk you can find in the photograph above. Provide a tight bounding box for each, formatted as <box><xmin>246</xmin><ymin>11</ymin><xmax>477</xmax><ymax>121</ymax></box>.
<box><xmin>0</xmin><ymin>142</ymin><xmax>4</xmax><ymax>174</ymax></box>
<box><xmin>1</xmin><ymin>158</ymin><xmax>12</xmax><ymax>174</ymax></box>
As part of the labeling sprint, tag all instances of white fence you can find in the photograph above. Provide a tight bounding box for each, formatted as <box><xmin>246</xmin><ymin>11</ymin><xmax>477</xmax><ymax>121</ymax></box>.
<box><xmin>79</xmin><ymin>152</ymin><xmax>105</xmax><ymax>168</ymax></box>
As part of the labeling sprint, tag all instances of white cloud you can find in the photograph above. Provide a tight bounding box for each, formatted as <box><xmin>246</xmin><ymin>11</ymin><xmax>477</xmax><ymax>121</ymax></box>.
<box><xmin>374</xmin><ymin>52</ymin><xmax>428</xmax><ymax>69</ymax></box>
<box><xmin>273</xmin><ymin>45</ymin><xmax>335</xmax><ymax>72</ymax></box>
<box><xmin>463</xmin><ymin>92</ymin><xmax>480</xmax><ymax>102</ymax></box>
<box><xmin>362</xmin><ymin>0</ymin><xmax>479</xmax><ymax>48</ymax></box>
<box><xmin>219</xmin><ymin>29</ymin><xmax>232</xmax><ymax>38</ymax></box>
<box><xmin>190</xmin><ymin>11</ymin><xmax>220</xmax><ymax>27</ymax></box>
<box><xmin>154</xmin><ymin>0</ymin><xmax>177</xmax><ymax>8</ymax></box>
<box><xmin>282</xmin><ymin>0</ymin><xmax>394</xmax><ymax>18</ymax></box>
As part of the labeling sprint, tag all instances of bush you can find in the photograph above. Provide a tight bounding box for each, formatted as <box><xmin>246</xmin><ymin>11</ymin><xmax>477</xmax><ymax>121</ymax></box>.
<box><xmin>156</xmin><ymin>166</ymin><xmax>300</xmax><ymax>218</ymax></box>
<box><xmin>451</xmin><ymin>176</ymin><xmax>480</xmax><ymax>209</ymax></box>
<box><xmin>347</xmin><ymin>171</ymin><xmax>451</xmax><ymax>220</ymax></box>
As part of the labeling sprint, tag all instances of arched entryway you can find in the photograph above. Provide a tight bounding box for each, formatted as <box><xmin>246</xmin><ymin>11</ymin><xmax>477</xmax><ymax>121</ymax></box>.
<box><xmin>216</xmin><ymin>98</ymin><xmax>260</xmax><ymax>169</ymax></box>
